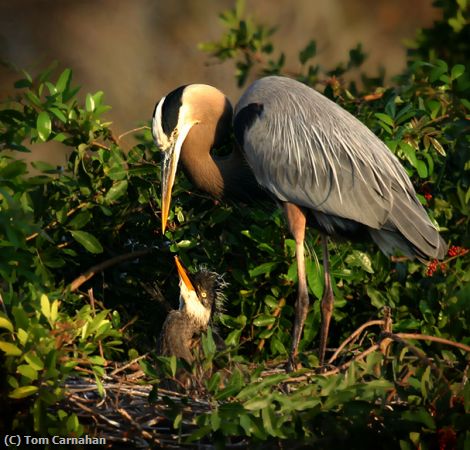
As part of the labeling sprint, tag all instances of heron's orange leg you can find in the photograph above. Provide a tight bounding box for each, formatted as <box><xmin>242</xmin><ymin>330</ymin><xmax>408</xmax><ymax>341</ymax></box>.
<box><xmin>283</xmin><ymin>202</ymin><xmax>308</xmax><ymax>371</ymax></box>
<box><xmin>319</xmin><ymin>234</ymin><xmax>334</xmax><ymax>366</ymax></box>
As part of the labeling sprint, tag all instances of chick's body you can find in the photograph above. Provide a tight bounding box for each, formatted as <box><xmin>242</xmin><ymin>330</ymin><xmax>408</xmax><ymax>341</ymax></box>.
<box><xmin>157</xmin><ymin>268</ymin><xmax>222</xmax><ymax>364</ymax></box>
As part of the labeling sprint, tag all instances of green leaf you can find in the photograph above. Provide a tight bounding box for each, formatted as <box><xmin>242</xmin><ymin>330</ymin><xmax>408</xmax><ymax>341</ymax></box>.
<box><xmin>299</xmin><ymin>40</ymin><xmax>316</xmax><ymax>64</ymax></box>
<box><xmin>375</xmin><ymin>113</ymin><xmax>394</xmax><ymax>126</ymax></box>
<box><xmin>68</xmin><ymin>211</ymin><xmax>92</xmax><ymax>229</ymax></box>
<box><xmin>345</xmin><ymin>250</ymin><xmax>374</xmax><ymax>274</ymax></box>
<box><xmin>451</xmin><ymin>64</ymin><xmax>465</xmax><ymax>80</ymax></box>
<box><xmin>416</xmin><ymin>159</ymin><xmax>428</xmax><ymax>178</ymax></box>
<box><xmin>50</xmin><ymin>300</ymin><xmax>59</xmax><ymax>323</ymax></box>
<box><xmin>105</xmin><ymin>180</ymin><xmax>128</xmax><ymax>203</ymax></box>
<box><xmin>37</xmin><ymin>111</ymin><xmax>52</xmax><ymax>141</ymax></box>
<box><xmin>17</xmin><ymin>364</ymin><xmax>38</xmax><ymax>381</ymax></box>
<box><xmin>366</xmin><ymin>286</ymin><xmax>387</xmax><ymax>309</ymax></box>
<box><xmin>30</xmin><ymin>160</ymin><xmax>56</xmax><ymax>173</ymax></box>
<box><xmin>402</xmin><ymin>408</ymin><xmax>435</xmax><ymax>430</ymax></box>
<box><xmin>85</xmin><ymin>93</ymin><xmax>95</xmax><ymax>112</ymax></box>
<box><xmin>253</xmin><ymin>314</ymin><xmax>276</xmax><ymax>327</ymax></box>
<box><xmin>56</xmin><ymin>68</ymin><xmax>72</xmax><ymax>93</ymax></box>
<box><xmin>14</xmin><ymin>78</ymin><xmax>32</xmax><ymax>89</ymax></box>
<box><xmin>24</xmin><ymin>352</ymin><xmax>44</xmax><ymax>371</ymax></box>
<box><xmin>9</xmin><ymin>385</ymin><xmax>39</xmax><ymax>399</ymax></box>
<box><xmin>0</xmin><ymin>316</ymin><xmax>14</xmax><ymax>333</ymax></box>
<box><xmin>170</xmin><ymin>355</ymin><xmax>177</xmax><ymax>377</ymax></box>
<box><xmin>69</xmin><ymin>230</ymin><xmax>103</xmax><ymax>254</ymax></box>
<box><xmin>0</xmin><ymin>160</ymin><xmax>28</xmax><ymax>179</ymax></box>
<box><xmin>206</xmin><ymin>372</ymin><xmax>221</xmax><ymax>393</ymax></box>
<box><xmin>400</xmin><ymin>142</ymin><xmax>418</xmax><ymax>167</ymax></box>
<box><xmin>0</xmin><ymin>341</ymin><xmax>22</xmax><ymax>356</ymax></box>
<box><xmin>48</xmin><ymin>107</ymin><xmax>67</xmax><ymax>123</ymax></box>
<box><xmin>40</xmin><ymin>294</ymin><xmax>51</xmax><ymax>321</ymax></box>
<box><xmin>249</xmin><ymin>261</ymin><xmax>279</xmax><ymax>277</ymax></box>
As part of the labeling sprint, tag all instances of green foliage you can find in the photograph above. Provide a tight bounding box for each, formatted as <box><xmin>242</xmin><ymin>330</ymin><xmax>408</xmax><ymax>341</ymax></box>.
<box><xmin>0</xmin><ymin>0</ymin><xmax>469</xmax><ymax>447</ymax></box>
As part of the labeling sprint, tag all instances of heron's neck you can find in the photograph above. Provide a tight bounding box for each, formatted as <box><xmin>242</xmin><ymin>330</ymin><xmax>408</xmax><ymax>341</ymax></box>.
<box><xmin>180</xmin><ymin>125</ymin><xmax>255</xmax><ymax>200</ymax></box>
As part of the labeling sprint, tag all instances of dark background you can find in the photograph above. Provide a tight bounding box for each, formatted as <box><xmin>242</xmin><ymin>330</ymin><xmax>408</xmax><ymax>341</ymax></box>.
<box><xmin>0</xmin><ymin>0</ymin><xmax>438</xmax><ymax>165</ymax></box>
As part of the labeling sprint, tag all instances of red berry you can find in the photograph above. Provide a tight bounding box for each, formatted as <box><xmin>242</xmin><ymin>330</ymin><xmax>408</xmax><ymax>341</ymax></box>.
<box><xmin>426</xmin><ymin>259</ymin><xmax>438</xmax><ymax>276</ymax></box>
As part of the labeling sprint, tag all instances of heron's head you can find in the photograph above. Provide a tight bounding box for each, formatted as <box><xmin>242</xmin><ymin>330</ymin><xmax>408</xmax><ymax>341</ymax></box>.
<box><xmin>152</xmin><ymin>84</ymin><xmax>232</xmax><ymax>232</ymax></box>
<box><xmin>174</xmin><ymin>256</ymin><xmax>224</xmax><ymax>328</ymax></box>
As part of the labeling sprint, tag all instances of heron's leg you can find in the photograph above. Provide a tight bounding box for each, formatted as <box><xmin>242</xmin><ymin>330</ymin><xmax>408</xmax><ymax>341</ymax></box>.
<box><xmin>283</xmin><ymin>203</ymin><xmax>308</xmax><ymax>371</ymax></box>
<box><xmin>319</xmin><ymin>234</ymin><xmax>334</xmax><ymax>365</ymax></box>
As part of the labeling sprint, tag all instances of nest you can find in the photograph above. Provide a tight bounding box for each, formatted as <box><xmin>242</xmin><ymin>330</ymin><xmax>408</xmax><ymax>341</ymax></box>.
<box><xmin>62</xmin><ymin>363</ymin><xmax>236</xmax><ymax>449</ymax></box>
<box><xmin>61</xmin><ymin>314</ymin><xmax>469</xmax><ymax>448</ymax></box>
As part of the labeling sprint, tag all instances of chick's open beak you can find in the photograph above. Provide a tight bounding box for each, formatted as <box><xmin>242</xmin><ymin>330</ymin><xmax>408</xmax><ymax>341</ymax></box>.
<box><xmin>174</xmin><ymin>256</ymin><xmax>195</xmax><ymax>292</ymax></box>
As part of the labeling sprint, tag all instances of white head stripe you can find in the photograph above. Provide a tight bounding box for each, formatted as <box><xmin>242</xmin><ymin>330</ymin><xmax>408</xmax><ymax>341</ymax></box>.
<box><xmin>152</xmin><ymin>96</ymin><xmax>170</xmax><ymax>149</ymax></box>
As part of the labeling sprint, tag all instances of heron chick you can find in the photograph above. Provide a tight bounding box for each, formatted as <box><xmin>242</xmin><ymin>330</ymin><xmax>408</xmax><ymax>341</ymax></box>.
<box><xmin>157</xmin><ymin>256</ymin><xmax>225</xmax><ymax>367</ymax></box>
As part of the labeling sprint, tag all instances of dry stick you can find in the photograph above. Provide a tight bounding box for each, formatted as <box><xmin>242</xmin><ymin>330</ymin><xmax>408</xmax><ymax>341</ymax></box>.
<box><xmin>139</xmin><ymin>281</ymin><xmax>172</xmax><ymax>313</ymax></box>
<box><xmin>384</xmin><ymin>333</ymin><xmax>441</xmax><ymax>377</ymax></box>
<box><xmin>68</xmin><ymin>249</ymin><xmax>152</xmax><ymax>292</ymax></box>
<box><xmin>116</xmin><ymin>408</ymin><xmax>155</xmax><ymax>441</ymax></box>
<box><xmin>328</xmin><ymin>319</ymin><xmax>385</xmax><ymax>364</ymax></box>
<box><xmin>90</xmin><ymin>141</ymin><xmax>110</xmax><ymax>150</ymax></box>
<box><xmin>394</xmin><ymin>333</ymin><xmax>470</xmax><ymax>353</ymax></box>
<box><xmin>380</xmin><ymin>307</ymin><xmax>393</xmax><ymax>358</ymax></box>
<box><xmin>68</xmin><ymin>395</ymin><xmax>121</xmax><ymax>427</ymax></box>
<box><xmin>287</xmin><ymin>343</ymin><xmax>382</xmax><ymax>383</ymax></box>
<box><xmin>110</xmin><ymin>354</ymin><xmax>149</xmax><ymax>377</ymax></box>
<box><xmin>118</xmin><ymin>126</ymin><xmax>150</xmax><ymax>142</ymax></box>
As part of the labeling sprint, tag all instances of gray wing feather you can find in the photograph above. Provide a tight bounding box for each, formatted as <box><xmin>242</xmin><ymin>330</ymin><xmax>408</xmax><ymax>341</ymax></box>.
<box><xmin>235</xmin><ymin>76</ymin><xmax>446</xmax><ymax>259</ymax></box>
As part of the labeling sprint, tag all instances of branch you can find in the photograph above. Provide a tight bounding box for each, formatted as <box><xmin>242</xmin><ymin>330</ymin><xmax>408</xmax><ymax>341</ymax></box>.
<box><xmin>118</xmin><ymin>126</ymin><xmax>149</xmax><ymax>142</ymax></box>
<box><xmin>68</xmin><ymin>249</ymin><xmax>153</xmax><ymax>292</ymax></box>
<box><xmin>384</xmin><ymin>333</ymin><xmax>441</xmax><ymax>377</ymax></box>
<box><xmin>328</xmin><ymin>319</ymin><xmax>385</xmax><ymax>364</ymax></box>
<box><xmin>26</xmin><ymin>202</ymin><xmax>88</xmax><ymax>241</ymax></box>
<box><xmin>394</xmin><ymin>333</ymin><xmax>470</xmax><ymax>353</ymax></box>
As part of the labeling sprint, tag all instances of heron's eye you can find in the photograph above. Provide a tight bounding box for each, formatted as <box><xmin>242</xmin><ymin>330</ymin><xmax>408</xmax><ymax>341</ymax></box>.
<box><xmin>201</xmin><ymin>292</ymin><xmax>207</xmax><ymax>298</ymax></box>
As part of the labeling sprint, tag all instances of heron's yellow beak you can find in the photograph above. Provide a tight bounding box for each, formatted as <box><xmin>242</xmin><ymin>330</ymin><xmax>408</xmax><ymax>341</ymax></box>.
<box><xmin>174</xmin><ymin>255</ymin><xmax>195</xmax><ymax>292</ymax></box>
<box><xmin>160</xmin><ymin>121</ymin><xmax>198</xmax><ymax>233</ymax></box>
<box><xmin>161</xmin><ymin>146</ymin><xmax>179</xmax><ymax>233</ymax></box>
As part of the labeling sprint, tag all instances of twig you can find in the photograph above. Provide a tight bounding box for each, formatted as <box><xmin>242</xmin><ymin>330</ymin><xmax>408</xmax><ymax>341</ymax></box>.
<box><xmin>322</xmin><ymin>344</ymin><xmax>381</xmax><ymax>377</ymax></box>
<box><xmin>26</xmin><ymin>202</ymin><xmax>88</xmax><ymax>241</ymax></box>
<box><xmin>91</xmin><ymin>141</ymin><xmax>110</xmax><ymax>150</ymax></box>
<box><xmin>110</xmin><ymin>354</ymin><xmax>149</xmax><ymax>377</ymax></box>
<box><xmin>394</xmin><ymin>333</ymin><xmax>470</xmax><ymax>353</ymax></box>
<box><xmin>68</xmin><ymin>249</ymin><xmax>152</xmax><ymax>292</ymax></box>
<box><xmin>384</xmin><ymin>333</ymin><xmax>441</xmax><ymax>377</ymax></box>
<box><xmin>328</xmin><ymin>320</ymin><xmax>384</xmax><ymax>364</ymax></box>
<box><xmin>118</xmin><ymin>126</ymin><xmax>150</xmax><ymax>142</ymax></box>
<box><xmin>117</xmin><ymin>408</ymin><xmax>155</xmax><ymax>440</ymax></box>
<box><xmin>140</xmin><ymin>281</ymin><xmax>172</xmax><ymax>313</ymax></box>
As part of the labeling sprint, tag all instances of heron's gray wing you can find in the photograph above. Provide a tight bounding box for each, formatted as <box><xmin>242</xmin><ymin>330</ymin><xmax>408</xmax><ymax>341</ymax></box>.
<box><xmin>234</xmin><ymin>76</ymin><xmax>445</xmax><ymax>258</ymax></box>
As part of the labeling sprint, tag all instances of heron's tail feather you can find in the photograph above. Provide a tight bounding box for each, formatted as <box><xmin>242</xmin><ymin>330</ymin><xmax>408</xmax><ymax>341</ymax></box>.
<box><xmin>369</xmin><ymin>187</ymin><xmax>447</xmax><ymax>261</ymax></box>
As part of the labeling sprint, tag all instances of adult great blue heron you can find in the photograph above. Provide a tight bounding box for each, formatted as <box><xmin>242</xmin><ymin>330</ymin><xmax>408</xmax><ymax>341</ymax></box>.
<box><xmin>152</xmin><ymin>76</ymin><xmax>447</xmax><ymax>369</ymax></box>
